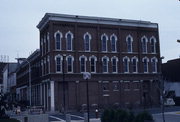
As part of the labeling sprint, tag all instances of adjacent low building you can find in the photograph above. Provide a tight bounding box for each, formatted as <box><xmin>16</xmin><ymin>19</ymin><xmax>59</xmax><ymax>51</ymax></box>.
<box><xmin>35</xmin><ymin>13</ymin><xmax>161</xmax><ymax>112</ymax></box>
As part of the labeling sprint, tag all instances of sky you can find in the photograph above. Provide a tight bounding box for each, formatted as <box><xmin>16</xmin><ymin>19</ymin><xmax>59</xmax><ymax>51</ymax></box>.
<box><xmin>0</xmin><ymin>0</ymin><xmax>179</xmax><ymax>63</ymax></box>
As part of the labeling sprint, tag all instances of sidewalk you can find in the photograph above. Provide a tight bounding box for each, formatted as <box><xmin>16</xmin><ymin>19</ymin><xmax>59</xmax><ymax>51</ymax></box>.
<box><xmin>50</xmin><ymin>118</ymin><xmax>101</xmax><ymax>122</ymax></box>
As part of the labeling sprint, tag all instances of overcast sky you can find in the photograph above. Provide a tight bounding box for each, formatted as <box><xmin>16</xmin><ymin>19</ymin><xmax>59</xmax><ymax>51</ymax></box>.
<box><xmin>0</xmin><ymin>0</ymin><xmax>179</xmax><ymax>63</ymax></box>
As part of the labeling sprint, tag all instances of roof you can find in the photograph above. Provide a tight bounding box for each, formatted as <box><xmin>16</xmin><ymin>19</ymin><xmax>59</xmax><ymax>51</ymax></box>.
<box><xmin>37</xmin><ymin>13</ymin><xmax>158</xmax><ymax>31</ymax></box>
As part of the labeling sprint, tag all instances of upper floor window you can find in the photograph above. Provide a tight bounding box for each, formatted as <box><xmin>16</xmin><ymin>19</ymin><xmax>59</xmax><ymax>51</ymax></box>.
<box><xmin>47</xmin><ymin>32</ymin><xmax>50</xmax><ymax>52</ymax></box>
<box><xmin>141</xmin><ymin>36</ymin><xmax>148</xmax><ymax>53</ymax></box>
<box><xmin>142</xmin><ymin>57</ymin><xmax>149</xmax><ymax>73</ymax></box>
<box><xmin>110</xmin><ymin>34</ymin><xmax>117</xmax><ymax>52</ymax></box>
<box><xmin>126</xmin><ymin>35</ymin><xmax>133</xmax><ymax>53</ymax></box>
<box><xmin>65</xmin><ymin>31</ymin><xmax>73</xmax><ymax>51</ymax></box>
<box><xmin>102</xmin><ymin>56</ymin><xmax>109</xmax><ymax>73</ymax></box>
<box><xmin>111</xmin><ymin>56</ymin><xmax>118</xmax><ymax>73</ymax></box>
<box><xmin>54</xmin><ymin>31</ymin><xmax>63</xmax><ymax>50</ymax></box>
<box><xmin>55</xmin><ymin>55</ymin><xmax>62</xmax><ymax>73</ymax></box>
<box><xmin>131</xmin><ymin>56</ymin><xmax>138</xmax><ymax>73</ymax></box>
<box><xmin>79</xmin><ymin>55</ymin><xmax>87</xmax><ymax>73</ymax></box>
<box><xmin>66</xmin><ymin>55</ymin><xmax>74</xmax><ymax>73</ymax></box>
<box><xmin>123</xmin><ymin>56</ymin><xmax>130</xmax><ymax>73</ymax></box>
<box><xmin>84</xmin><ymin>32</ymin><xmax>91</xmax><ymax>51</ymax></box>
<box><xmin>151</xmin><ymin>57</ymin><xmax>158</xmax><ymax>73</ymax></box>
<box><xmin>89</xmin><ymin>55</ymin><xmax>97</xmax><ymax>73</ymax></box>
<box><xmin>101</xmin><ymin>34</ymin><xmax>108</xmax><ymax>52</ymax></box>
<box><xmin>150</xmin><ymin>36</ymin><xmax>156</xmax><ymax>53</ymax></box>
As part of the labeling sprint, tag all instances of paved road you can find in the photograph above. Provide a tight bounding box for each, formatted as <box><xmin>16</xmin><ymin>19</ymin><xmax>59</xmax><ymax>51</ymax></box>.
<box><xmin>153</xmin><ymin>111</ymin><xmax>180</xmax><ymax>122</ymax></box>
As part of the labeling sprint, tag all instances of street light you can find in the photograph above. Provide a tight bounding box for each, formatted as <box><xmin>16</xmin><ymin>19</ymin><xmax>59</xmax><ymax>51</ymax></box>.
<box><xmin>83</xmin><ymin>72</ymin><xmax>91</xmax><ymax>122</ymax></box>
<box><xmin>62</xmin><ymin>54</ymin><xmax>66</xmax><ymax>114</ymax></box>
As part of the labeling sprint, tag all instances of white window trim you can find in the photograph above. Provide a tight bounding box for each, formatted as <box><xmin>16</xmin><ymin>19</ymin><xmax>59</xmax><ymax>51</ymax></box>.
<box><xmin>151</xmin><ymin>57</ymin><xmax>158</xmax><ymax>73</ymax></box>
<box><xmin>141</xmin><ymin>36</ymin><xmax>148</xmax><ymax>53</ymax></box>
<box><xmin>101</xmin><ymin>33</ymin><xmax>108</xmax><ymax>52</ymax></box>
<box><xmin>54</xmin><ymin>54</ymin><xmax>63</xmax><ymax>73</ymax></box>
<box><xmin>123</xmin><ymin>56</ymin><xmax>130</xmax><ymax>73</ymax></box>
<box><xmin>79</xmin><ymin>55</ymin><xmax>87</xmax><ymax>73</ymax></box>
<box><xmin>126</xmin><ymin>34</ymin><xmax>133</xmax><ymax>53</ymax></box>
<box><xmin>65</xmin><ymin>31</ymin><xmax>74</xmax><ymax>51</ymax></box>
<box><xmin>110</xmin><ymin>34</ymin><xmax>117</xmax><ymax>52</ymax></box>
<box><xmin>47</xmin><ymin>32</ymin><xmax>50</xmax><ymax>52</ymax></box>
<box><xmin>89</xmin><ymin>55</ymin><xmax>97</xmax><ymax>73</ymax></box>
<box><xmin>142</xmin><ymin>57</ymin><xmax>149</xmax><ymax>73</ymax></box>
<box><xmin>83</xmin><ymin>32</ymin><xmax>92</xmax><ymax>52</ymax></box>
<box><xmin>111</xmin><ymin>56</ymin><xmax>118</xmax><ymax>73</ymax></box>
<box><xmin>66</xmin><ymin>55</ymin><xmax>74</xmax><ymax>73</ymax></box>
<box><xmin>102</xmin><ymin>56</ymin><xmax>109</xmax><ymax>73</ymax></box>
<box><xmin>150</xmin><ymin>36</ymin><xmax>157</xmax><ymax>54</ymax></box>
<box><xmin>54</xmin><ymin>30</ymin><xmax>63</xmax><ymax>50</ymax></box>
<box><xmin>131</xmin><ymin>56</ymin><xmax>138</xmax><ymax>73</ymax></box>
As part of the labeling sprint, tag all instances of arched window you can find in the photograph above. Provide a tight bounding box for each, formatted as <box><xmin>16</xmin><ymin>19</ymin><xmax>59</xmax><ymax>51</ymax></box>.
<box><xmin>55</xmin><ymin>55</ymin><xmax>62</xmax><ymax>73</ymax></box>
<box><xmin>84</xmin><ymin>32</ymin><xmax>91</xmax><ymax>51</ymax></box>
<box><xmin>66</xmin><ymin>55</ymin><xmax>74</xmax><ymax>73</ymax></box>
<box><xmin>142</xmin><ymin>57</ymin><xmax>149</xmax><ymax>73</ymax></box>
<box><xmin>150</xmin><ymin>36</ymin><xmax>156</xmax><ymax>53</ymax></box>
<box><xmin>111</xmin><ymin>56</ymin><xmax>118</xmax><ymax>73</ymax></box>
<box><xmin>102</xmin><ymin>56</ymin><xmax>109</xmax><ymax>73</ymax></box>
<box><xmin>101</xmin><ymin>34</ymin><xmax>108</xmax><ymax>52</ymax></box>
<box><xmin>126</xmin><ymin>35</ymin><xmax>133</xmax><ymax>53</ymax></box>
<box><xmin>89</xmin><ymin>55</ymin><xmax>97</xmax><ymax>73</ymax></box>
<box><xmin>66</xmin><ymin>31</ymin><xmax>73</xmax><ymax>51</ymax></box>
<box><xmin>141</xmin><ymin>36</ymin><xmax>148</xmax><ymax>53</ymax></box>
<box><xmin>79</xmin><ymin>55</ymin><xmax>87</xmax><ymax>73</ymax></box>
<box><xmin>151</xmin><ymin>57</ymin><xmax>158</xmax><ymax>73</ymax></box>
<box><xmin>123</xmin><ymin>56</ymin><xmax>130</xmax><ymax>73</ymax></box>
<box><xmin>131</xmin><ymin>56</ymin><xmax>138</xmax><ymax>73</ymax></box>
<box><xmin>110</xmin><ymin>34</ymin><xmax>117</xmax><ymax>52</ymax></box>
<box><xmin>54</xmin><ymin>31</ymin><xmax>63</xmax><ymax>50</ymax></box>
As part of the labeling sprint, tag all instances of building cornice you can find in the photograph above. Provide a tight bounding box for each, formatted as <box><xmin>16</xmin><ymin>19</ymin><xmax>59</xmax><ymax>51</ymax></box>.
<box><xmin>37</xmin><ymin>13</ymin><xmax>158</xmax><ymax>31</ymax></box>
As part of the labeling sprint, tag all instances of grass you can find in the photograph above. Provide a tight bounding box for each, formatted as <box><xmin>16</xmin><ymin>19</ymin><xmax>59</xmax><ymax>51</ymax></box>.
<box><xmin>0</xmin><ymin>118</ymin><xmax>20</xmax><ymax>122</ymax></box>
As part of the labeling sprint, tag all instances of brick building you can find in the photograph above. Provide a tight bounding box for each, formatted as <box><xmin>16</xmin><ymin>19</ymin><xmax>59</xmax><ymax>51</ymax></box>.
<box><xmin>36</xmin><ymin>13</ymin><xmax>161</xmax><ymax>112</ymax></box>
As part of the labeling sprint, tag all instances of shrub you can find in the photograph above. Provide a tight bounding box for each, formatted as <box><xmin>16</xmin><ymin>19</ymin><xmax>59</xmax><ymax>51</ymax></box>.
<box><xmin>134</xmin><ymin>111</ymin><xmax>153</xmax><ymax>122</ymax></box>
<box><xmin>0</xmin><ymin>118</ymin><xmax>20</xmax><ymax>122</ymax></box>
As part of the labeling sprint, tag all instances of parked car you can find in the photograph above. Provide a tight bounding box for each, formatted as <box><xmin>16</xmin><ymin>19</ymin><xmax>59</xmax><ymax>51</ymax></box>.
<box><xmin>164</xmin><ymin>98</ymin><xmax>175</xmax><ymax>106</ymax></box>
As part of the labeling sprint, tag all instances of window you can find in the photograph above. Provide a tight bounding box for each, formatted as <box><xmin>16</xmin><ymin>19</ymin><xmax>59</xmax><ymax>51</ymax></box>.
<box><xmin>66</xmin><ymin>55</ymin><xmax>74</xmax><ymax>73</ymax></box>
<box><xmin>141</xmin><ymin>36</ymin><xmax>148</xmax><ymax>53</ymax></box>
<box><xmin>47</xmin><ymin>56</ymin><xmax>50</xmax><ymax>73</ymax></box>
<box><xmin>111</xmin><ymin>56</ymin><xmax>118</xmax><ymax>73</ymax></box>
<box><xmin>113</xmin><ymin>81</ymin><xmax>119</xmax><ymax>91</ymax></box>
<box><xmin>66</xmin><ymin>31</ymin><xmax>73</xmax><ymax>51</ymax></box>
<box><xmin>89</xmin><ymin>56</ymin><xmax>97</xmax><ymax>73</ymax></box>
<box><xmin>110</xmin><ymin>34</ymin><xmax>117</xmax><ymax>52</ymax></box>
<box><xmin>54</xmin><ymin>31</ymin><xmax>62</xmax><ymax>50</ymax></box>
<box><xmin>84</xmin><ymin>32</ymin><xmax>91</xmax><ymax>51</ymax></box>
<box><xmin>101</xmin><ymin>34</ymin><xmax>108</xmax><ymax>52</ymax></box>
<box><xmin>150</xmin><ymin>36</ymin><xmax>156</xmax><ymax>53</ymax></box>
<box><xmin>55</xmin><ymin>55</ymin><xmax>62</xmax><ymax>72</ymax></box>
<box><xmin>126</xmin><ymin>35</ymin><xmax>133</xmax><ymax>53</ymax></box>
<box><xmin>151</xmin><ymin>57</ymin><xmax>158</xmax><ymax>73</ymax></box>
<box><xmin>79</xmin><ymin>55</ymin><xmax>87</xmax><ymax>73</ymax></box>
<box><xmin>123</xmin><ymin>56</ymin><xmax>130</xmax><ymax>73</ymax></box>
<box><xmin>47</xmin><ymin>32</ymin><xmax>50</xmax><ymax>52</ymax></box>
<box><xmin>102</xmin><ymin>81</ymin><xmax>109</xmax><ymax>91</ymax></box>
<box><xmin>102</xmin><ymin>56</ymin><xmax>109</xmax><ymax>73</ymax></box>
<box><xmin>131</xmin><ymin>56</ymin><xmax>138</xmax><ymax>73</ymax></box>
<box><xmin>142</xmin><ymin>57</ymin><xmax>149</xmax><ymax>73</ymax></box>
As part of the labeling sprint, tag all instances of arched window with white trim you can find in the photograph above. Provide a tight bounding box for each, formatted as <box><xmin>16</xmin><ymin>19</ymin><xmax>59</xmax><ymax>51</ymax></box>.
<box><xmin>111</xmin><ymin>56</ymin><xmax>118</xmax><ymax>73</ymax></box>
<box><xmin>65</xmin><ymin>31</ymin><xmax>73</xmax><ymax>51</ymax></box>
<box><xmin>55</xmin><ymin>55</ymin><xmax>62</xmax><ymax>73</ymax></box>
<box><xmin>142</xmin><ymin>57</ymin><xmax>149</xmax><ymax>73</ymax></box>
<box><xmin>150</xmin><ymin>36</ymin><xmax>156</xmax><ymax>53</ymax></box>
<box><xmin>126</xmin><ymin>35</ymin><xmax>133</xmax><ymax>53</ymax></box>
<box><xmin>101</xmin><ymin>34</ymin><xmax>108</xmax><ymax>52</ymax></box>
<box><xmin>102</xmin><ymin>56</ymin><xmax>109</xmax><ymax>73</ymax></box>
<box><xmin>79</xmin><ymin>55</ymin><xmax>87</xmax><ymax>73</ymax></box>
<box><xmin>123</xmin><ymin>56</ymin><xmax>130</xmax><ymax>73</ymax></box>
<box><xmin>151</xmin><ymin>57</ymin><xmax>158</xmax><ymax>73</ymax></box>
<box><xmin>110</xmin><ymin>34</ymin><xmax>117</xmax><ymax>52</ymax></box>
<box><xmin>89</xmin><ymin>55</ymin><xmax>97</xmax><ymax>73</ymax></box>
<box><xmin>66</xmin><ymin>55</ymin><xmax>74</xmax><ymax>73</ymax></box>
<box><xmin>131</xmin><ymin>56</ymin><xmax>138</xmax><ymax>73</ymax></box>
<box><xmin>141</xmin><ymin>36</ymin><xmax>148</xmax><ymax>53</ymax></box>
<box><xmin>84</xmin><ymin>32</ymin><xmax>91</xmax><ymax>51</ymax></box>
<box><xmin>54</xmin><ymin>31</ymin><xmax>63</xmax><ymax>50</ymax></box>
